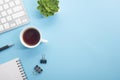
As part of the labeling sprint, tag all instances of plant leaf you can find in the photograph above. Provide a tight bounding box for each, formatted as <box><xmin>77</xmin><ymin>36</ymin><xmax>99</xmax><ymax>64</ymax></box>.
<box><xmin>37</xmin><ymin>0</ymin><xmax>59</xmax><ymax>17</ymax></box>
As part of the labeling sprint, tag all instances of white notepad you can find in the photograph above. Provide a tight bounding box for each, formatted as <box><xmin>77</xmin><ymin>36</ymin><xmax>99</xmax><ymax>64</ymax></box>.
<box><xmin>0</xmin><ymin>58</ymin><xmax>28</xmax><ymax>80</ymax></box>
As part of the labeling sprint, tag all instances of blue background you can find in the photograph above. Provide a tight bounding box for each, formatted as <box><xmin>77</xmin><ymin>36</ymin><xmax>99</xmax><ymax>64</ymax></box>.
<box><xmin>0</xmin><ymin>0</ymin><xmax>120</xmax><ymax>80</ymax></box>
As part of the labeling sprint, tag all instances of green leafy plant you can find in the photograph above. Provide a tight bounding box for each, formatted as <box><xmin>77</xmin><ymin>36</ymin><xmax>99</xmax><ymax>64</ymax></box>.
<box><xmin>37</xmin><ymin>0</ymin><xmax>59</xmax><ymax>17</ymax></box>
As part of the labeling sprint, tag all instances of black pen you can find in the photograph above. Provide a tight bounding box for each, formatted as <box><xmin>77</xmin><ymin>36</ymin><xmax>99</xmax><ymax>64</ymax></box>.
<box><xmin>0</xmin><ymin>44</ymin><xmax>14</xmax><ymax>51</ymax></box>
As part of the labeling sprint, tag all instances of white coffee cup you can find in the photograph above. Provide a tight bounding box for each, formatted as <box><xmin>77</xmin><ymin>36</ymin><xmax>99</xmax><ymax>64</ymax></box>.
<box><xmin>20</xmin><ymin>26</ymin><xmax>48</xmax><ymax>48</ymax></box>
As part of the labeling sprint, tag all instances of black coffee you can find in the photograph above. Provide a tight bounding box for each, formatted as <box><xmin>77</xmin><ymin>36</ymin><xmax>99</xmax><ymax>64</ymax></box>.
<box><xmin>23</xmin><ymin>28</ymin><xmax>40</xmax><ymax>46</ymax></box>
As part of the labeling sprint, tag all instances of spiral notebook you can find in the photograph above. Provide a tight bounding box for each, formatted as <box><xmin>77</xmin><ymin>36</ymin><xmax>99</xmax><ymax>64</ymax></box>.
<box><xmin>0</xmin><ymin>58</ymin><xmax>28</xmax><ymax>80</ymax></box>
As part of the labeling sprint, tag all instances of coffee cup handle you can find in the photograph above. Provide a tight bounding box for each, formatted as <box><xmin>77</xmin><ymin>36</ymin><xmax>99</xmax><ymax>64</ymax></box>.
<box><xmin>41</xmin><ymin>39</ymin><xmax>48</xmax><ymax>43</ymax></box>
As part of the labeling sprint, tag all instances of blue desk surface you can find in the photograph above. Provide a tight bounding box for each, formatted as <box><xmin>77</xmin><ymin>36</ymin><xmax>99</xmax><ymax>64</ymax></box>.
<box><xmin>0</xmin><ymin>0</ymin><xmax>120</xmax><ymax>80</ymax></box>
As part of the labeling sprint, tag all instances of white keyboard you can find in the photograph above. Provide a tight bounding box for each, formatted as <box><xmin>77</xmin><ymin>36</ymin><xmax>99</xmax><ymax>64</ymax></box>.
<box><xmin>0</xmin><ymin>0</ymin><xmax>29</xmax><ymax>33</ymax></box>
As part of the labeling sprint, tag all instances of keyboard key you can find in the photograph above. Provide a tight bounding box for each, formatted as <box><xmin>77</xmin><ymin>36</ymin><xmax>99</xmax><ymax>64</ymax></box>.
<box><xmin>1</xmin><ymin>11</ymin><xmax>7</xmax><ymax>17</ymax></box>
<box><xmin>0</xmin><ymin>6</ymin><xmax>3</xmax><ymax>11</ymax></box>
<box><xmin>9</xmin><ymin>1</ymin><xmax>15</xmax><ymax>7</ymax></box>
<box><xmin>0</xmin><ymin>25</ymin><xmax>4</xmax><ymax>32</ymax></box>
<box><xmin>12</xmin><ymin>11</ymin><xmax>25</xmax><ymax>19</ymax></box>
<box><xmin>7</xmin><ymin>9</ymin><xmax>13</xmax><ymax>14</ymax></box>
<box><xmin>4</xmin><ymin>23</ymin><xmax>10</xmax><ymax>29</ymax></box>
<box><xmin>22</xmin><ymin>19</ymin><xmax>28</xmax><ymax>23</ymax></box>
<box><xmin>15</xmin><ymin>0</ymin><xmax>21</xmax><ymax>5</ymax></box>
<box><xmin>0</xmin><ymin>0</ymin><xmax>3</xmax><ymax>5</ymax></box>
<box><xmin>0</xmin><ymin>15</ymin><xmax>2</xmax><ymax>18</ymax></box>
<box><xmin>10</xmin><ymin>23</ymin><xmax>16</xmax><ymax>28</ymax></box>
<box><xmin>5</xmin><ymin>0</ymin><xmax>10</xmax><ymax>3</ymax></box>
<box><xmin>15</xmin><ymin>19</ymin><xmax>21</xmax><ymax>25</ymax></box>
<box><xmin>1</xmin><ymin>18</ymin><xmax>6</xmax><ymax>23</ymax></box>
<box><xmin>6</xmin><ymin>16</ymin><xmax>12</xmax><ymax>21</ymax></box>
<box><xmin>13</xmin><ymin>6</ymin><xmax>22</xmax><ymax>12</ymax></box>
<box><xmin>3</xmin><ymin>4</ymin><xmax>9</xmax><ymax>9</ymax></box>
